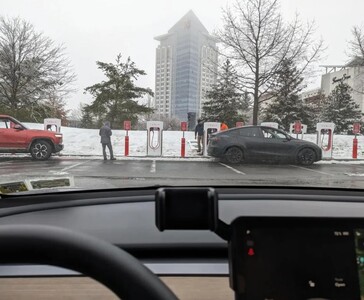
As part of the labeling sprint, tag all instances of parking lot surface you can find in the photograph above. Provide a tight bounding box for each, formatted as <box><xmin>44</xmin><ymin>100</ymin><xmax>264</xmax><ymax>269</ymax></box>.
<box><xmin>1</xmin><ymin>156</ymin><xmax>364</xmax><ymax>191</ymax></box>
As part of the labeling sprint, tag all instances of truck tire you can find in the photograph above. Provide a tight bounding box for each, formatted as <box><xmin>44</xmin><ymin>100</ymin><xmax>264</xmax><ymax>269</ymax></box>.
<box><xmin>30</xmin><ymin>140</ymin><xmax>52</xmax><ymax>160</ymax></box>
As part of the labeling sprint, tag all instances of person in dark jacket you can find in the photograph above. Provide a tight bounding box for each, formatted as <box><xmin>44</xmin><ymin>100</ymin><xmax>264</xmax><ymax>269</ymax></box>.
<box><xmin>194</xmin><ymin>119</ymin><xmax>204</xmax><ymax>153</ymax></box>
<box><xmin>99</xmin><ymin>121</ymin><xmax>115</xmax><ymax>160</ymax></box>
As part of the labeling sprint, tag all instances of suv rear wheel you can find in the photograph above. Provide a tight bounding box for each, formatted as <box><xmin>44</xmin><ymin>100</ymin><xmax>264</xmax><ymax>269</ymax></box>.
<box><xmin>297</xmin><ymin>148</ymin><xmax>316</xmax><ymax>166</ymax></box>
<box><xmin>224</xmin><ymin>147</ymin><xmax>244</xmax><ymax>164</ymax></box>
<box><xmin>30</xmin><ymin>140</ymin><xmax>52</xmax><ymax>160</ymax></box>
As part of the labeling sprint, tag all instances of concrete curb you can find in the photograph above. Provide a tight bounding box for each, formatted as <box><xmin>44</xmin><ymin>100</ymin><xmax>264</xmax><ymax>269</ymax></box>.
<box><xmin>57</xmin><ymin>155</ymin><xmax>364</xmax><ymax>160</ymax></box>
<box><xmin>56</xmin><ymin>155</ymin><xmax>217</xmax><ymax>162</ymax></box>
<box><xmin>1</xmin><ymin>154</ymin><xmax>364</xmax><ymax>163</ymax></box>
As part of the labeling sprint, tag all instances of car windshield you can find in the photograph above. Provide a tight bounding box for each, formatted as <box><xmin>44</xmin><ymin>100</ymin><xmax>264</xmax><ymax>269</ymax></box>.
<box><xmin>0</xmin><ymin>0</ymin><xmax>364</xmax><ymax>194</ymax></box>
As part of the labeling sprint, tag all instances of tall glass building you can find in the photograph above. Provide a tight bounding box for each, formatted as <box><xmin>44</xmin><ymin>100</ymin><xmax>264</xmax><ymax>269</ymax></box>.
<box><xmin>154</xmin><ymin>10</ymin><xmax>218</xmax><ymax>123</ymax></box>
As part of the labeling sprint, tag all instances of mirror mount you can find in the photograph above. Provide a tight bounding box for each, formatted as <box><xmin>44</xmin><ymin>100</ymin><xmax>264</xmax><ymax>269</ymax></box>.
<box><xmin>155</xmin><ymin>187</ymin><xmax>231</xmax><ymax>241</ymax></box>
<box><xmin>14</xmin><ymin>124</ymin><xmax>23</xmax><ymax>130</ymax></box>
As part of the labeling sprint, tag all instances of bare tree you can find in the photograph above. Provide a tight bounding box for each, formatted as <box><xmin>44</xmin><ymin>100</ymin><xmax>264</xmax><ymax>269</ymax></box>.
<box><xmin>347</xmin><ymin>25</ymin><xmax>364</xmax><ymax>96</ymax></box>
<box><xmin>69</xmin><ymin>103</ymin><xmax>84</xmax><ymax>122</ymax></box>
<box><xmin>0</xmin><ymin>17</ymin><xmax>75</xmax><ymax>118</ymax></box>
<box><xmin>349</xmin><ymin>25</ymin><xmax>364</xmax><ymax>61</ymax></box>
<box><xmin>217</xmin><ymin>0</ymin><xmax>324</xmax><ymax>124</ymax></box>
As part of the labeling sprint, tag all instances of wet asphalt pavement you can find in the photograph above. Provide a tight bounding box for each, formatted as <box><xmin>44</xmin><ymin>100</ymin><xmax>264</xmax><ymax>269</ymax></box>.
<box><xmin>0</xmin><ymin>156</ymin><xmax>364</xmax><ymax>190</ymax></box>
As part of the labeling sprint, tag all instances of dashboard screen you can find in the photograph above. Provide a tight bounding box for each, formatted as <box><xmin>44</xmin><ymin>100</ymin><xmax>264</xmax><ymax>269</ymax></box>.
<box><xmin>356</xmin><ymin>230</ymin><xmax>364</xmax><ymax>300</ymax></box>
<box><xmin>229</xmin><ymin>218</ymin><xmax>364</xmax><ymax>300</ymax></box>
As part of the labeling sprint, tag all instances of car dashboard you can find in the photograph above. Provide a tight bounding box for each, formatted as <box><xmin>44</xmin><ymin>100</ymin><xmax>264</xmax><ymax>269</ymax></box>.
<box><xmin>1</xmin><ymin>187</ymin><xmax>364</xmax><ymax>299</ymax></box>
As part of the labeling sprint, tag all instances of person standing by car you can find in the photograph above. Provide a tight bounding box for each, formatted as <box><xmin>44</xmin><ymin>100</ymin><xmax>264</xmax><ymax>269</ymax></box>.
<box><xmin>99</xmin><ymin>121</ymin><xmax>116</xmax><ymax>160</ymax></box>
<box><xmin>195</xmin><ymin>119</ymin><xmax>204</xmax><ymax>154</ymax></box>
<box><xmin>220</xmin><ymin>122</ymin><xmax>228</xmax><ymax>131</ymax></box>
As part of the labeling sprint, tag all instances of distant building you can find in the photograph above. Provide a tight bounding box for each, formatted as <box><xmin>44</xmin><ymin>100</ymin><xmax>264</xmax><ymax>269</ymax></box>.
<box><xmin>154</xmin><ymin>10</ymin><xmax>218</xmax><ymax>122</ymax></box>
<box><xmin>299</xmin><ymin>88</ymin><xmax>322</xmax><ymax>102</ymax></box>
<box><xmin>299</xmin><ymin>88</ymin><xmax>324</xmax><ymax>118</ymax></box>
<box><xmin>320</xmin><ymin>58</ymin><xmax>364</xmax><ymax>114</ymax></box>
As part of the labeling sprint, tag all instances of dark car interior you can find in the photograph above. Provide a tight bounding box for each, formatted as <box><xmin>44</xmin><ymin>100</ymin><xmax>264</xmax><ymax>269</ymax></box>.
<box><xmin>0</xmin><ymin>186</ymin><xmax>364</xmax><ymax>299</ymax></box>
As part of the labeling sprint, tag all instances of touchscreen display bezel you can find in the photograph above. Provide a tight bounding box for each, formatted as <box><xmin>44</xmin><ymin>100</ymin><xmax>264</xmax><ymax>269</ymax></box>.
<box><xmin>229</xmin><ymin>217</ymin><xmax>364</xmax><ymax>300</ymax></box>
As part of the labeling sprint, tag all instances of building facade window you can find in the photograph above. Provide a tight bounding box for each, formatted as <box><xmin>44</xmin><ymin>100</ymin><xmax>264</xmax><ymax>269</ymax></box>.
<box><xmin>154</xmin><ymin>11</ymin><xmax>218</xmax><ymax>121</ymax></box>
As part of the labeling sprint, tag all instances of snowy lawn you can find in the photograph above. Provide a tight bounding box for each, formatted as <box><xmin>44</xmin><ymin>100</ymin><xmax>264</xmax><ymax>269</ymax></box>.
<box><xmin>24</xmin><ymin>123</ymin><xmax>198</xmax><ymax>157</ymax></box>
<box><xmin>22</xmin><ymin>123</ymin><xmax>364</xmax><ymax>160</ymax></box>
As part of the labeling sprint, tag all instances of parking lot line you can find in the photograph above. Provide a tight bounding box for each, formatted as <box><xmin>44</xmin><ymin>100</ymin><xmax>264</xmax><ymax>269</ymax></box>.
<box><xmin>344</xmin><ymin>172</ymin><xmax>364</xmax><ymax>177</ymax></box>
<box><xmin>219</xmin><ymin>163</ymin><xmax>246</xmax><ymax>175</ymax></box>
<box><xmin>60</xmin><ymin>160</ymin><xmax>92</xmax><ymax>172</ymax></box>
<box><xmin>0</xmin><ymin>161</ymin><xmax>15</xmax><ymax>166</ymax></box>
<box><xmin>150</xmin><ymin>160</ymin><xmax>156</xmax><ymax>173</ymax></box>
<box><xmin>289</xmin><ymin>165</ymin><xmax>333</xmax><ymax>176</ymax></box>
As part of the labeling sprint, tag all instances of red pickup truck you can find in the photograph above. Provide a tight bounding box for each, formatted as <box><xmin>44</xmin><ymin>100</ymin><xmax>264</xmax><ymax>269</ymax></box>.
<box><xmin>0</xmin><ymin>115</ymin><xmax>64</xmax><ymax>160</ymax></box>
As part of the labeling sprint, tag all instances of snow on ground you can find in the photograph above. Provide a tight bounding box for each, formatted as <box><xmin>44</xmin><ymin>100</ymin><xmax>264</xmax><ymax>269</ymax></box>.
<box><xmin>24</xmin><ymin>123</ymin><xmax>198</xmax><ymax>157</ymax></box>
<box><xmin>23</xmin><ymin>123</ymin><xmax>364</xmax><ymax>159</ymax></box>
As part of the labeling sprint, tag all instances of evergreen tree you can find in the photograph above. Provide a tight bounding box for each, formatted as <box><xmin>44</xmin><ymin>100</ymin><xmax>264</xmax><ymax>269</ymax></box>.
<box><xmin>84</xmin><ymin>54</ymin><xmax>153</xmax><ymax>129</ymax></box>
<box><xmin>202</xmin><ymin>59</ymin><xmax>249</xmax><ymax>127</ymax></box>
<box><xmin>263</xmin><ymin>59</ymin><xmax>314</xmax><ymax>131</ymax></box>
<box><xmin>80</xmin><ymin>105</ymin><xmax>96</xmax><ymax>129</ymax></box>
<box><xmin>303</xmin><ymin>91</ymin><xmax>326</xmax><ymax>128</ymax></box>
<box><xmin>321</xmin><ymin>81</ymin><xmax>362</xmax><ymax>133</ymax></box>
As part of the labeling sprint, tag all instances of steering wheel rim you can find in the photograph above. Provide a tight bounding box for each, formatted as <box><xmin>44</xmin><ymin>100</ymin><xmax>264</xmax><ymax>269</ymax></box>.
<box><xmin>0</xmin><ymin>225</ymin><xmax>178</xmax><ymax>300</ymax></box>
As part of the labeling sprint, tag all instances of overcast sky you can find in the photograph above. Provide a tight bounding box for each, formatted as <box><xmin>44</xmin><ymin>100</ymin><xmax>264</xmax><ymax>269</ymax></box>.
<box><xmin>1</xmin><ymin>0</ymin><xmax>363</xmax><ymax>111</ymax></box>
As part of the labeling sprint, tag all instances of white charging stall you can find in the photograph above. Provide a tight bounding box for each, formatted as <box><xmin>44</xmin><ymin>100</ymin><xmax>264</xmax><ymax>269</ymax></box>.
<box><xmin>289</xmin><ymin>123</ymin><xmax>308</xmax><ymax>139</ymax></box>
<box><xmin>260</xmin><ymin>122</ymin><xmax>279</xmax><ymax>129</ymax></box>
<box><xmin>147</xmin><ymin>121</ymin><xmax>163</xmax><ymax>156</ymax></box>
<box><xmin>316</xmin><ymin>122</ymin><xmax>335</xmax><ymax>159</ymax></box>
<box><xmin>44</xmin><ymin>118</ymin><xmax>61</xmax><ymax>132</ymax></box>
<box><xmin>203</xmin><ymin>122</ymin><xmax>220</xmax><ymax>156</ymax></box>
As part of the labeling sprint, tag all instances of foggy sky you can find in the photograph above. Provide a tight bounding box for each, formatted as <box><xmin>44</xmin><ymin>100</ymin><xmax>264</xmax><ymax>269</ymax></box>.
<box><xmin>1</xmin><ymin>0</ymin><xmax>363</xmax><ymax>111</ymax></box>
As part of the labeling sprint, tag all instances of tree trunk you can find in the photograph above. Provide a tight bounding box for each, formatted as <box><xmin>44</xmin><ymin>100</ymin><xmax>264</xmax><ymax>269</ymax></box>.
<box><xmin>252</xmin><ymin>61</ymin><xmax>260</xmax><ymax>125</ymax></box>
<box><xmin>253</xmin><ymin>93</ymin><xmax>259</xmax><ymax>125</ymax></box>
